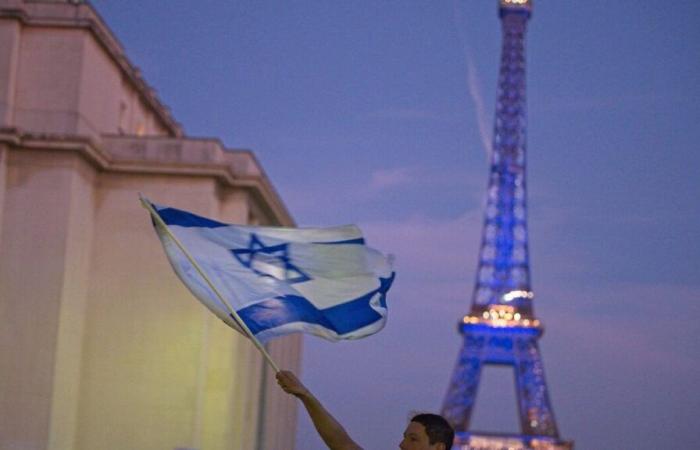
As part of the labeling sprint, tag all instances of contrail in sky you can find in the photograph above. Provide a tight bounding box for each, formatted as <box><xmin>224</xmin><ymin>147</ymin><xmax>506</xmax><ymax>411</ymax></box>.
<box><xmin>452</xmin><ymin>0</ymin><xmax>492</xmax><ymax>159</ymax></box>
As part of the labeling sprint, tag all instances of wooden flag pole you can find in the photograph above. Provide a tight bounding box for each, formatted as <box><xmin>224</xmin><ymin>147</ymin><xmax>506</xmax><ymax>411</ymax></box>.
<box><xmin>139</xmin><ymin>195</ymin><xmax>280</xmax><ymax>373</ymax></box>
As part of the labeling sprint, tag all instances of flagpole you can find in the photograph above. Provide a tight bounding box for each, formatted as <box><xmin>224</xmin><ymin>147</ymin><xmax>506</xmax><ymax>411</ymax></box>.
<box><xmin>139</xmin><ymin>195</ymin><xmax>280</xmax><ymax>373</ymax></box>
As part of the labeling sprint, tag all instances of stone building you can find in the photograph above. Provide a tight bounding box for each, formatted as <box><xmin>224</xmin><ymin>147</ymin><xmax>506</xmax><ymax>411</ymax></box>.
<box><xmin>0</xmin><ymin>1</ymin><xmax>301</xmax><ymax>449</ymax></box>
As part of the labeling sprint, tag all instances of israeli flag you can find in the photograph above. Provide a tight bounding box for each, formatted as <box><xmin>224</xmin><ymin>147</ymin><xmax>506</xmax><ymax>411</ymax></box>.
<box><xmin>147</xmin><ymin>200</ymin><xmax>395</xmax><ymax>343</ymax></box>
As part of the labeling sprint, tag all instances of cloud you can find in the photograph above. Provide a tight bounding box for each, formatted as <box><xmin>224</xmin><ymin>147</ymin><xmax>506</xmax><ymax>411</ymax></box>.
<box><xmin>360</xmin><ymin>210</ymin><xmax>482</xmax><ymax>280</ymax></box>
<box><xmin>361</xmin><ymin>165</ymin><xmax>486</xmax><ymax>201</ymax></box>
<box><xmin>367</xmin><ymin>167</ymin><xmax>414</xmax><ymax>191</ymax></box>
<box><xmin>281</xmin><ymin>164</ymin><xmax>485</xmax><ymax>223</ymax></box>
<box><xmin>451</xmin><ymin>0</ymin><xmax>492</xmax><ymax>158</ymax></box>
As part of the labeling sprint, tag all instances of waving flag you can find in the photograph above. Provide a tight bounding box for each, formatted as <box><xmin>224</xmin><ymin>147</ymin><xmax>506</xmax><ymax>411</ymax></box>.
<box><xmin>145</xmin><ymin>199</ymin><xmax>395</xmax><ymax>343</ymax></box>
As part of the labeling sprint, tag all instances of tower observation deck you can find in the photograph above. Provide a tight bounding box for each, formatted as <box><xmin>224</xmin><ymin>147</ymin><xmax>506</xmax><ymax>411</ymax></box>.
<box><xmin>441</xmin><ymin>1</ymin><xmax>572</xmax><ymax>448</ymax></box>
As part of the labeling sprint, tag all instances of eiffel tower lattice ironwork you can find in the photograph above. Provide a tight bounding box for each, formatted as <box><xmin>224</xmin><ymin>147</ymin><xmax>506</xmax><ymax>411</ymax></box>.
<box><xmin>441</xmin><ymin>1</ymin><xmax>571</xmax><ymax>449</ymax></box>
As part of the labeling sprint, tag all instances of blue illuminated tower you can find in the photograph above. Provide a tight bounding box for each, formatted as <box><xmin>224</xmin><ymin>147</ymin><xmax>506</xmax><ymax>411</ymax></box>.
<box><xmin>442</xmin><ymin>1</ymin><xmax>572</xmax><ymax>448</ymax></box>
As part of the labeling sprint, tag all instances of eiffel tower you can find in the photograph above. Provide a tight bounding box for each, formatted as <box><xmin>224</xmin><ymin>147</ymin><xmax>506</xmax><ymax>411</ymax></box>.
<box><xmin>441</xmin><ymin>1</ymin><xmax>572</xmax><ymax>449</ymax></box>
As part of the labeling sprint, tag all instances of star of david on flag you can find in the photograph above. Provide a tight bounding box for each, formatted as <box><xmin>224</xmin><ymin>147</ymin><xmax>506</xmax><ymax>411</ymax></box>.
<box><xmin>231</xmin><ymin>234</ymin><xmax>311</xmax><ymax>284</ymax></box>
<box><xmin>145</xmin><ymin>199</ymin><xmax>395</xmax><ymax>342</ymax></box>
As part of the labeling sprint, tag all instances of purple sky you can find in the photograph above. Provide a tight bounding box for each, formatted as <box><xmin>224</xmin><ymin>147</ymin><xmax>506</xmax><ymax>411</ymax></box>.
<box><xmin>92</xmin><ymin>1</ymin><xmax>700</xmax><ymax>448</ymax></box>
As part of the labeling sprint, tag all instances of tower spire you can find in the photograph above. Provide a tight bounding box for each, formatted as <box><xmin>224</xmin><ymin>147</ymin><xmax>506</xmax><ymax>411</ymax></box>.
<box><xmin>441</xmin><ymin>2</ymin><xmax>572</xmax><ymax>448</ymax></box>
<box><xmin>473</xmin><ymin>0</ymin><xmax>533</xmax><ymax>320</ymax></box>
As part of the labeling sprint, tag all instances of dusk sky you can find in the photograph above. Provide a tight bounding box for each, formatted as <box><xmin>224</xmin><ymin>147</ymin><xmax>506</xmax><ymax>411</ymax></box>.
<box><xmin>91</xmin><ymin>1</ymin><xmax>699</xmax><ymax>448</ymax></box>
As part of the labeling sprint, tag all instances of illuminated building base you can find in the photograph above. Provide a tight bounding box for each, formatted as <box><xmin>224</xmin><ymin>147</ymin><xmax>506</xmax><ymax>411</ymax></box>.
<box><xmin>454</xmin><ymin>431</ymin><xmax>573</xmax><ymax>450</ymax></box>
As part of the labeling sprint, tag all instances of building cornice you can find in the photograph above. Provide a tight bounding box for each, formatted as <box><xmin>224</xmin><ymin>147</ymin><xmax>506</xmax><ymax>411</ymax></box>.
<box><xmin>0</xmin><ymin>128</ymin><xmax>294</xmax><ymax>226</ymax></box>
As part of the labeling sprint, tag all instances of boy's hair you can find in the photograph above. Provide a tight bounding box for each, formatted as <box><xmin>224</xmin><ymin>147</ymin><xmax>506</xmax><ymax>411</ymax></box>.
<box><xmin>410</xmin><ymin>413</ymin><xmax>455</xmax><ymax>449</ymax></box>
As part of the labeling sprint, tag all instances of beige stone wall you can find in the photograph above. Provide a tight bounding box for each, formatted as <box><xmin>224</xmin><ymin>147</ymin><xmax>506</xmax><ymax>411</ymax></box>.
<box><xmin>1</xmin><ymin>0</ymin><xmax>180</xmax><ymax>138</ymax></box>
<box><xmin>0</xmin><ymin>147</ymin><xmax>97</xmax><ymax>450</ymax></box>
<box><xmin>260</xmin><ymin>334</ymin><xmax>303</xmax><ymax>450</ymax></box>
<box><xmin>11</xmin><ymin>25</ymin><xmax>171</xmax><ymax>138</ymax></box>
<box><xmin>0</xmin><ymin>2</ymin><xmax>301</xmax><ymax>450</ymax></box>
<box><xmin>0</xmin><ymin>145</ymin><xmax>300</xmax><ymax>449</ymax></box>
<box><xmin>0</xmin><ymin>143</ymin><xmax>6</xmax><ymax>235</ymax></box>
<box><xmin>0</xmin><ymin>19</ymin><xmax>20</xmax><ymax>124</ymax></box>
<box><xmin>15</xmin><ymin>27</ymin><xmax>85</xmax><ymax>134</ymax></box>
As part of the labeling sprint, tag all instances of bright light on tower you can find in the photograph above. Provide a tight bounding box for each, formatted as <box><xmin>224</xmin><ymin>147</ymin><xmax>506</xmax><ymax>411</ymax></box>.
<box><xmin>500</xmin><ymin>0</ymin><xmax>533</xmax><ymax>12</ymax></box>
<box><xmin>502</xmin><ymin>290</ymin><xmax>534</xmax><ymax>302</ymax></box>
<box><xmin>501</xmin><ymin>0</ymin><xmax>531</xmax><ymax>6</ymax></box>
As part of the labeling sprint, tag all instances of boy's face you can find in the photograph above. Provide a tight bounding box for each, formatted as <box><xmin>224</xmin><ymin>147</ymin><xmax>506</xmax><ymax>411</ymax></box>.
<box><xmin>399</xmin><ymin>421</ymin><xmax>445</xmax><ymax>450</ymax></box>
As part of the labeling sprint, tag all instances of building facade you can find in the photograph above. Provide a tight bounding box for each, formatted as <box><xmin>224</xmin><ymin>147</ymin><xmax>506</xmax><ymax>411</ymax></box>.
<box><xmin>0</xmin><ymin>1</ymin><xmax>301</xmax><ymax>449</ymax></box>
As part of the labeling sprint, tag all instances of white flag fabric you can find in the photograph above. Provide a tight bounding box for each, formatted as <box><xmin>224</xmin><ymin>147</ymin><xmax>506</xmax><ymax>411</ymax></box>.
<box><xmin>146</xmin><ymin>200</ymin><xmax>395</xmax><ymax>343</ymax></box>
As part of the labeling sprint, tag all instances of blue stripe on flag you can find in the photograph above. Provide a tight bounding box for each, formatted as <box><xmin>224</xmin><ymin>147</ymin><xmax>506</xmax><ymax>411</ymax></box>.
<box><xmin>314</xmin><ymin>238</ymin><xmax>366</xmax><ymax>245</ymax></box>
<box><xmin>156</xmin><ymin>207</ymin><xmax>365</xmax><ymax>245</ymax></box>
<box><xmin>239</xmin><ymin>273</ymin><xmax>395</xmax><ymax>336</ymax></box>
<box><xmin>157</xmin><ymin>207</ymin><xmax>228</xmax><ymax>228</ymax></box>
